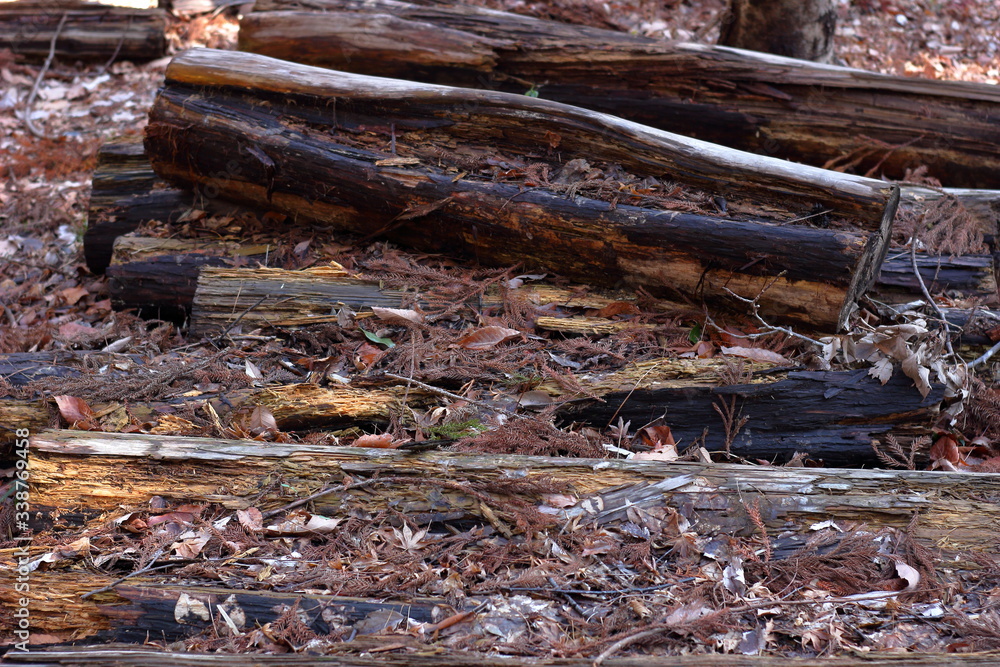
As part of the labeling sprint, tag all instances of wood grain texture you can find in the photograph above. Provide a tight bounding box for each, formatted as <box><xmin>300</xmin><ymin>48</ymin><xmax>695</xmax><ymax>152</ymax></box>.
<box><xmin>145</xmin><ymin>49</ymin><xmax>900</xmax><ymax>330</ymax></box>
<box><xmin>241</xmin><ymin>0</ymin><xmax>1000</xmax><ymax>189</ymax></box>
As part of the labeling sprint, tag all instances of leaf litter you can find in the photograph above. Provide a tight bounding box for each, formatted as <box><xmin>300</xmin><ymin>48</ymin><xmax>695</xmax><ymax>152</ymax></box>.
<box><xmin>1</xmin><ymin>1</ymin><xmax>1000</xmax><ymax>661</ymax></box>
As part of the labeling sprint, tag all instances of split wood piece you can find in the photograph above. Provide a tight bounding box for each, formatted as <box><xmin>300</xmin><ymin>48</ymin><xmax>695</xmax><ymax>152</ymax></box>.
<box><xmin>0</xmin><ymin>567</ymin><xmax>445</xmax><ymax>643</ymax></box>
<box><xmin>146</xmin><ymin>49</ymin><xmax>901</xmax><ymax>331</ymax></box>
<box><xmin>553</xmin><ymin>367</ymin><xmax>943</xmax><ymax>466</ymax></box>
<box><xmin>107</xmin><ymin>237</ymin><xmax>272</xmax><ymax>319</ymax></box>
<box><xmin>0</xmin><ymin>358</ymin><xmax>770</xmax><ymax>441</ymax></box>
<box><xmin>0</xmin><ymin>0</ymin><xmax>167</xmax><ymax>61</ymax></box>
<box><xmin>872</xmin><ymin>253</ymin><xmax>998</xmax><ymax>302</ymax></box>
<box><xmin>190</xmin><ymin>265</ymin><xmax>408</xmax><ymax>335</ymax></box>
<box><xmin>85</xmin><ymin>139</ymin><xmax>249</xmax><ymax>274</ymax></box>
<box><xmin>133</xmin><ymin>243</ymin><xmax>1000</xmax><ymax>327</ymax></box>
<box><xmin>83</xmin><ymin>140</ymin><xmax>1000</xmax><ymax>291</ymax></box>
<box><xmin>190</xmin><ymin>265</ymin><xmax>673</xmax><ymax>336</ymax></box>
<box><xmin>0</xmin><ymin>350</ymin><xmax>143</xmax><ymax>386</ymax></box>
<box><xmin>240</xmin><ymin>0</ymin><xmax>1000</xmax><ymax>189</ymax></box>
<box><xmin>29</xmin><ymin>430</ymin><xmax>1000</xmax><ymax>552</ymax></box>
<box><xmin>0</xmin><ymin>382</ymin><xmax>430</xmax><ymax>453</ymax></box>
<box><xmin>7</xmin><ymin>650</ymin><xmax>1000</xmax><ymax>667</ymax></box>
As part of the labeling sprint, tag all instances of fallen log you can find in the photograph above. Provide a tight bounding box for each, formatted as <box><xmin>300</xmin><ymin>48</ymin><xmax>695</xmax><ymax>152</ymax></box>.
<box><xmin>872</xmin><ymin>252</ymin><xmax>998</xmax><ymax>302</ymax></box>
<box><xmin>84</xmin><ymin>139</ymin><xmax>250</xmax><ymax>274</ymax></box>
<box><xmin>0</xmin><ymin>352</ymin><xmax>939</xmax><ymax>466</ymax></box>
<box><xmin>28</xmin><ymin>430</ymin><xmax>1000</xmax><ymax>552</ymax></box>
<box><xmin>0</xmin><ymin>0</ymin><xmax>167</xmax><ymax>61</ymax></box>
<box><xmin>145</xmin><ymin>48</ymin><xmax>901</xmax><ymax>331</ymax></box>
<box><xmin>186</xmin><ymin>260</ymin><xmax>997</xmax><ymax>338</ymax></box>
<box><xmin>106</xmin><ymin>237</ymin><xmax>272</xmax><ymax>319</ymax></box>
<box><xmin>6</xmin><ymin>648</ymin><xmax>1000</xmax><ymax>667</ymax></box>
<box><xmin>0</xmin><ymin>568</ymin><xmax>446</xmax><ymax>643</ymax></box>
<box><xmin>239</xmin><ymin>0</ymin><xmax>1000</xmax><ymax>189</ymax></box>
<box><xmin>557</xmin><ymin>367</ymin><xmax>942</xmax><ymax>466</ymax></box>
<box><xmin>83</xmin><ymin>139</ymin><xmax>1000</xmax><ymax>281</ymax></box>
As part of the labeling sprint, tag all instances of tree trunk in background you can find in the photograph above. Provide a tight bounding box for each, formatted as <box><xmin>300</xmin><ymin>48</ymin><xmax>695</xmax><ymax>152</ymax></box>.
<box><xmin>719</xmin><ymin>0</ymin><xmax>836</xmax><ymax>63</ymax></box>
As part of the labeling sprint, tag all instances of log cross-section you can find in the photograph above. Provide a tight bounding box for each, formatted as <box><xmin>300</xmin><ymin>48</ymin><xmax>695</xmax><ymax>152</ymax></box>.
<box><xmin>145</xmin><ymin>48</ymin><xmax>900</xmax><ymax>330</ymax></box>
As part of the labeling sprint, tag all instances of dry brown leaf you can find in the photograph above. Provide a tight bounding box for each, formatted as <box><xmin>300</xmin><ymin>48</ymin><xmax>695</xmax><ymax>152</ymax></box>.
<box><xmin>353</xmin><ymin>433</ymin><xmax>399</xmax><ymax>449</ymax></box>
<box><xmin>371</xmin><ymin>306</ymin><xmax>425</xmax><ymax>326</ymax></box>
<box><xmin>237</xmin><ymin>507</ymin><xmax>264</xmax><ymax>532</ymax></box>
<box><xmin>54</xmin><ymin>395</ymin><xmax>94</xmax><ymax>423</ymax></box>
<box><xmin>457</xmin><ymin>326</ymin><xmax>522</xmax><ymax>350</ymax></box>
<box><xmin>247</xmin><ymin>405</ymin><xmax>278</xmax><ymax>436</ymax></box>
<box><xmin>721</xmin><ymin>346</ymin><xmax>790</xmax><ymax>364</ymax></box>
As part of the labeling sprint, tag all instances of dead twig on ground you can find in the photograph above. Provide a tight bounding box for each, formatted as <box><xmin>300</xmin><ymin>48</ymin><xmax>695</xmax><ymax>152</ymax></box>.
<box><xmin>24</xmin><ymin>12</ymin><xmax>69</xmax><ymax>138</ymax></box>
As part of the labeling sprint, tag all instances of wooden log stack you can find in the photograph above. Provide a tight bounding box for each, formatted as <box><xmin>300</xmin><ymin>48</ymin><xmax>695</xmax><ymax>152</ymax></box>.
<box><xmin>142</xmin><ymin>48</ymin><xmax>901</xmax><ymax>330</ymax></box>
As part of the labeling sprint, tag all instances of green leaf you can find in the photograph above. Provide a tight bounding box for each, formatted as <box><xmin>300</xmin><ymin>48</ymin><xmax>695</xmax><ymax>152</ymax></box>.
<box><xmin>361</xmin><ymin>328</ymin><xmax>395</xmax><ymax>348</ymax></box>
<box><xmin>525</xmin><ymin>86</ymin><xmax>539</xmax><ymax>98</ymax></box>
<box><xmin>688</xmin><ymin>324</ymin><xmax>702</xmax><ymax>344</ymax></box>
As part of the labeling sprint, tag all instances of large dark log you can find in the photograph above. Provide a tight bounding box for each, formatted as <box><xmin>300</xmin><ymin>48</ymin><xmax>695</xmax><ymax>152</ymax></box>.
<box><xmin>0</xmin><ymin>1</ymin><xmax>166</xmax><ymax>61</ymax></box>
<box><xmin>238</xmin><ymin>0</ymin><xmax>1000</xmax><ymax>189</ymax></box>
<box><xmin>557</xmin><ymin>367</ymin><xmax>943</xmax><ymax>466</ymax></box>
<box><xmin>27</xmin><ymin>430</ymin><xmax>1000</xmax><ymax>552</ymax></box>
<box><xmin>0</xmin><ymin>568</ymin><xmax>447</xmax><ymax>643</ymax></box>
<box><xmin>145</xmin><ymin>49</ymin><xmax>900</xmax><ymax>331</ymax></box>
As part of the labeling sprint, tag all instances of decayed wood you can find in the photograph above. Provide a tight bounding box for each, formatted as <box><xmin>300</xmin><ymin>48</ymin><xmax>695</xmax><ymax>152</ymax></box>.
<box><xmin>28</xmin><ymin>430</ymin><xmax>1000</xmax><ymax>552</ymax></box>
<box><xmin>0</xmin><ymin>1</ymin><xmax>167</xmax><ymax>61</ymax></box>
<box><xmin>0</xmin><ymin>567</ymin><xmax>444</xmax><ymax>643</ymax></box>
<box><xmin>187</xmin><ymin>260</ymin><xmax>998</xmax><ymax>338</ymax></box>
<box><xmin>146</xmin><ymin>49</ymin><xmax>902</xmax><ymax>330</ymax></box>
<box><xmin>872</xmin><ymin>252</ymin><xmax>998</xmax><ymax>302</ymax></box>
<box><xmin>7</xmin><ymin>648</ymin><xmax>1000</xmax><ymax>667</ymax></box>
<box><xmin>718</xmin><ymin>0</ymin><xmax>836</xmax><ymax>63</ymax></box>
<box><xmin>557</xmin><ymin>366</ymin><xmax>943</xmax><ymax>466</ymax></box>
<box><xmin>107</xmin><ymin>237</ymin><xmax>272</xmax><ymax>318</ymax></box>
<box><xmin>85</xmin><ymin>139</ymin><xmax>249</xmax><ymax>274</ymax></box>
<box><xmin>240</xmin><ymin>0</ymin><xmax>1000</xmax><ymax>189</ymax></box>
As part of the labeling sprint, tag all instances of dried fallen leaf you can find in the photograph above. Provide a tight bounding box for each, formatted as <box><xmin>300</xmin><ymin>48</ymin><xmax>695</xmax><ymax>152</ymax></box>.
<box><xmin>54</xmin><ymin>395</ymin><xmax>94</xmax><ymax>423</ymax></box>
<box><xmin>353</xmin><ymin>433</ymin><xmax>399</xmax><ymax>449</ymax></box>
<box><xmin>237</xmin><ymin>507</ymin><xmax>263</xmax><ymax>532</ymax></box>
<box><xmin>247</xmin><ymin>405</ymin><xmax>278</xmax><ymax>436</ymax></box>
<box><xmin>929</xmin><ymin>434</ymin><xmax>961</xmax><ymax>465</ymax></box>
<box><xmin>371</xmin><ymin>306</ymin><xmax>424</xmax><ymax>326</ymax></box>
<box><xmin>457</xmin><ymin>326</ymin><xmax>522</xmax><ymax>350</ymax></box>
<box><xmin>721</xmin><ymin>346</ymin><xmax>790</xmax><ymax>365</ymax></box>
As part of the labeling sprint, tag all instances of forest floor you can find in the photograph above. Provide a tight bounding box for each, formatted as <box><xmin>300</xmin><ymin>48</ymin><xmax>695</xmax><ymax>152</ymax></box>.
<box><xmin>2</xmin><ymin>0</ymin><xmax>1000</xmax><ymax>659</ymax></box>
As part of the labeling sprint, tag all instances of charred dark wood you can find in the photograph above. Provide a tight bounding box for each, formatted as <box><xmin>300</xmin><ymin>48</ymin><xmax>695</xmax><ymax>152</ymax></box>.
<box><xmin>239</xmin><ymin>0</ymin><xmax>1000</xmax><ymax>189</ymax></box>
<box><xmin>85</xmin><ymin>139</ymin><xmax>249</xmax><ymax>274</ymax></box>
<box><xmin>874</xmin><ymin>253</ymin><xmax>998</xmax><ymax>302</ymax></box>
<box><xmin>145</xmin><ymin>49</ymin><xmax>900</xmax><ymax>330</ymax></box>
<box><xmin>0</xmin><ymin>569</ymin><xmax>447</xmax><ymax>644</ymax></box>
<box><xmin>106</xmin><ymin>237</ymin><xmax>271</xmax><ymax>320</ymax></box>
<box><xmin>0</xmin><ymin>1</ymin><xmax>166</xmax><ymax>61</ymax></box>
<box><xmin>557</xmin><ymin>368</ymin><xmax>942</xmax><ymax>466</ymax></box>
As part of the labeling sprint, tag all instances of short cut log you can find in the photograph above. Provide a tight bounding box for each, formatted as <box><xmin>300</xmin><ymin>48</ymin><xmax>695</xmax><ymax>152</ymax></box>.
<box><xmin>0</xmin><ymin>0</ymin><xmax>167</xmax><ymax>61</ymax></box>
<box><xmin>144</xmin><ymin>48</ymin><xmax>900</xmax><ymax>330</ymax></box>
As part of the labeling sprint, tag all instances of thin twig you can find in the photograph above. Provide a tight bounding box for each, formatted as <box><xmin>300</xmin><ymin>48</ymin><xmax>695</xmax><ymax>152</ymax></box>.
<box><xmin>97</xmin><ymin>13</ymin><xmax>133</xmax><ymax>76</ymax></box>
<box><xmin>383</xmin><ymin>371</ymin><xmax>534</xmax><ymax>422</ymax></box>
<box><xmin>909</xmin><ymin>239</ymin><xmax>956</xmax><ymax>359</ymax></box>
<box><xmin>81</xmin><ymin>548</ymin><xmax>164</xmax><ymax>599</ymax></box>
<box><xmin>968</xmin><ymin>338</ymin><xmax>1000</xmax><ymax>369</ymax></box>
<box><xmin>24</xmin><ymin>12</ymin><xmax>69</xmax><ymax>138</ymax></box>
